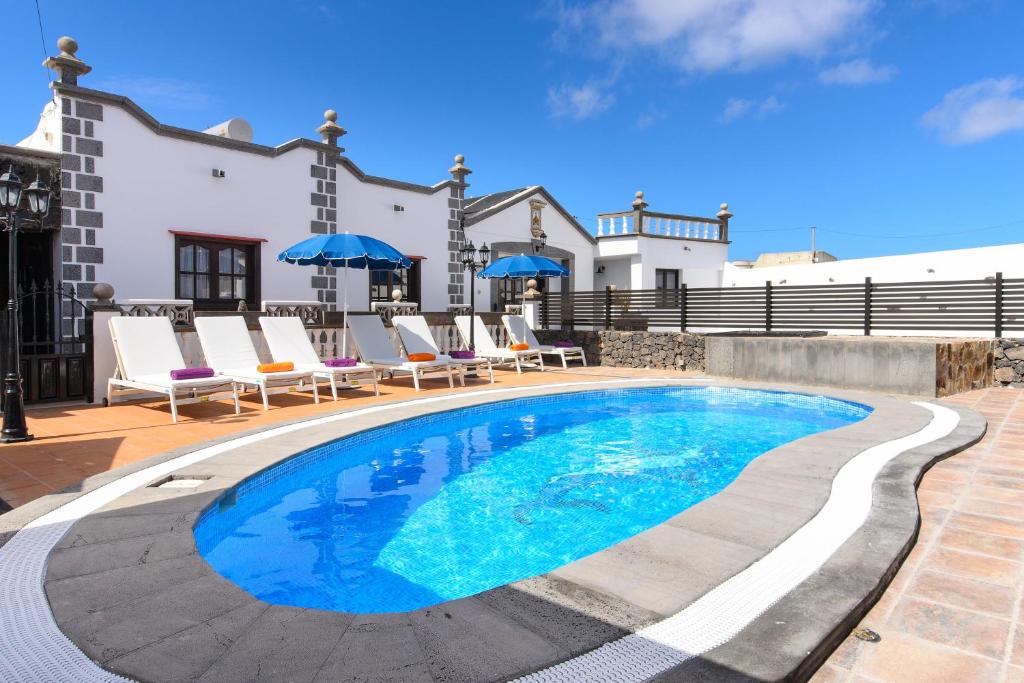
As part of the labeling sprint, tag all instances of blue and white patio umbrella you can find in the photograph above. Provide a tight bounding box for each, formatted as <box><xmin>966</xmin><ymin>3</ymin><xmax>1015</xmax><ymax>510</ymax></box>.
<box><xmin>476</xmin><ymin>254</ymin><xmax>569</xmax><ymax>341</ymax></box>
<box><xmin>278</xmin><ymin>233</ymin><xmax>412</xmax><ymax>354</ymax></box>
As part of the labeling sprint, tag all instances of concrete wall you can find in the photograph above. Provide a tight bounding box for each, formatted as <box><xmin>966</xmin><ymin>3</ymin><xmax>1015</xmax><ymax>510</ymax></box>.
<box><xmin>725</xmin><ymin>244</ymin><xmax>1024</xmax><ymax>288</ymax></box>
<box><xmin>706</xmin><ymin>336</ymin><xmax>993</xmax><ymax>397</ymax></box>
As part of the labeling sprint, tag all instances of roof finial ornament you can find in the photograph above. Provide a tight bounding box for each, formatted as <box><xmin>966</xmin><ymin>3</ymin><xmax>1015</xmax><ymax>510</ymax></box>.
<box><xmin>44</xmin><ymin>36</ymin><xmax>91</xmax><ymax>85</ymax></box>
<box><xmin>449</xmin><ymin>154</ymin><xmax>472</xmax><ymax>184</ymax></box>
<box><xmin>316</xmin><ymin>109</ymin><xmax>346</xmax><ymax>149</ymax></box>
<box><xmin>632</xmin><ymin>190</ymin><xmax>648</xmax><ymax>211</ymax></box>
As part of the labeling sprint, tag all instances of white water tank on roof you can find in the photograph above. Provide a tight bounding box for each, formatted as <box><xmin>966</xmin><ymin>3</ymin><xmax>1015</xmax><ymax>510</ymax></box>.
<box><xmin>203</xmin><ymin>118</ymin><xmax>253</xmax><ymax>143</ymax></box>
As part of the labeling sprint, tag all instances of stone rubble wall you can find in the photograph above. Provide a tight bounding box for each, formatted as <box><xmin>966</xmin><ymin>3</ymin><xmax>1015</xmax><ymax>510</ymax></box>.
<box><xmin>995</xmin><ymin>339</ymin><xmax>1024</xmax><ymax>388</ymax></box>
<box><xmin>534</xmin><ymin>330</ymin><xmax>706</xmax><ymax>371</ymax></box>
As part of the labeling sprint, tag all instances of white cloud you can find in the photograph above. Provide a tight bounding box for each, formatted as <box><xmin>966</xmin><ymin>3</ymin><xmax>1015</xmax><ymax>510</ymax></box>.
<box><xmin>921</xmin><ymin>76</ymin><xmax>1024</xmax><ymax>144</ymax></box>
<box><xmin>720</xmin><ymin>98</ymin><xmax>754</xmax><ymax>122</ymax></box>
<box><xmin>547</xmin><ymin>68</ymin><xmax>622</xmax><ymax>120</ymax></box>
<box><xmin>95</xmin><ymin>76</ymin><xmax>214</xmax><ymax>110</ymax></box>
<box><xmin>819</xmin><ymin>58</ymin><xmax>897</xmax><ymax>84</ymax></box>
<box><xmin>719</xmin><ymin>95</ymin><xmax>785</xmax><ymax>122</ymax></box>
<box><xmin>559</xmin><ymin>0</ymin><xmax>877</xmax><ymax>73</ymax></box>
<box><xmin>635</xmin><ymin>107</ymin><xmax>667</xmax><ymax>129</ymax></box>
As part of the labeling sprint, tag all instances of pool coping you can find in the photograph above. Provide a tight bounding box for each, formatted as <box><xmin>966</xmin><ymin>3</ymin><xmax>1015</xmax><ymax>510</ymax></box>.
<box><xmin>0</xmin><ymin>378</ymin><xmax>986</xmax><ymax>683</ymax></box>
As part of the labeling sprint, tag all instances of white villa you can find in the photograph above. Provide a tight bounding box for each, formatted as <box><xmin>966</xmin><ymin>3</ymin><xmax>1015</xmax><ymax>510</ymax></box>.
<box><xmin>6</xmin><ymin>37</ymin><xmax>730</xmax><ymax>315</ymax></box>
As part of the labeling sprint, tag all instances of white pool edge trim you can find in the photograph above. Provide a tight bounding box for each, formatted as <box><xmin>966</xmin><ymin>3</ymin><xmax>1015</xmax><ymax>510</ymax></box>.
<box><xmin>0</xmin><ymin>378</ymin><xmax>705</xmax><ymax>683</ymax></box>
<box><xmin>515</xmin><ymin>401</ymin><xmax>960</xmax><ymax>682</ymax></box>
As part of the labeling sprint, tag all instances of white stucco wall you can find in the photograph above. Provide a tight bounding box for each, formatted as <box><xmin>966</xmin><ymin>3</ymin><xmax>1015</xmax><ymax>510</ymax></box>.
<box><xmin>334</xmin><ymin>168</ymin><xmax>453</xmax><ymax>312</ymax></box>
<box><xmin>96</xmin><ymin>105</ymin><xmax>319</xmax><ymax>303</ymax></box>
<box><xmin>724</xmin><ymin>243</ymin><xmax>1024</xmax><ymax>287</ymax></box>
<box><xmin>595</xmin><ymin>236</ymin><xmax>729</xmax><ymax>289</ymax></box>
<box><xmin>464</xmin><ymin>192</ymin><xmax>595</xmax><ymax>311</ymax></box>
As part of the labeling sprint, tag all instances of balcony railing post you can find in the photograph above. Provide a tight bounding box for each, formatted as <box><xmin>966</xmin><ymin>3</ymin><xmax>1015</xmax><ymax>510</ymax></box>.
<box><xmin>680</xmin><ymin>283</ymin><xmax>687</xmax><ymax>331</ymax></box>
<box><xmin>765</xmin><ymin>281</ymin><xmax>773</xmax><ymax>333</ymax></box>
<box><xmin>604</xmin><ymin>285</ymin><xmax>613</xmax><ymax>330</ymax></box>
<box><xmin>995</xmin><ymin>272</ymin><xmax>1004</xmax><ymax>338</ymax></box>
<box><xmin>864</xmin><ymin>277</ymin><xmax>873</xmax><ymax>336</ymax></box>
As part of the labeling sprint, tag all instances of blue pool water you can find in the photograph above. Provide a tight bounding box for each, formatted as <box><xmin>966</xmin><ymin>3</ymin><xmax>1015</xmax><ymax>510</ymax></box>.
<box><xmin>194</xmin><ymin>387</ymin><xmax>870</xmax><ymax>613</ymax></box>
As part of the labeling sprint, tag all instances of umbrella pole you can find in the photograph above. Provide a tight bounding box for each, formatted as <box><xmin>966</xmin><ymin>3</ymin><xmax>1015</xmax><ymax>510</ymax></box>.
<box><xmin>342</xmin><ymin>265</ymin><xmax>349</xmax><ymax>357</ymax></box>
<box><xmin>522</xmin><ymin>277</ymin><xmax>527</xmax><ymax>342</ymax></box>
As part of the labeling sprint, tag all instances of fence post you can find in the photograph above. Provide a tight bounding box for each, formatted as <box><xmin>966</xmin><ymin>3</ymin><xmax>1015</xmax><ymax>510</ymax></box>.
<box><xmin>765</xmin><ymin>281</ymin><xmax>772</xmax><ymax>333</ymax></box>
<box><xmin>604</xmin><ymin>285</ymin><xmax>613</xmax><ymax>330</ymax></box>
<box><xmin>995</xmin><ymin>272</ymin><xmax>1004</xmax><ymax>338</ymax></box>
<box><xmin>680</xmin><ymin>283</ymin><xmax>688</xmax><ymax>332</ymax></box>
<box><xmin>864</xmin><ymin>277</ymin><xmax>872</xmax><ymax>336</ymax></box>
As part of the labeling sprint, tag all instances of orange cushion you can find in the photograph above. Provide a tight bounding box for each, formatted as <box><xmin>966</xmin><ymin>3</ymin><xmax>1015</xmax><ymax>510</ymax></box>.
<box><xmin>408</xmin><ymin>353</ymin><xmax>436</xmax><ymax>362</ymax></box>
<box><xmin>509</xmin><ymin>343</ymin><xmax>530</xmax><ymax>351</ymax></box>
<box><xmin>257</xmin><ymin>361</ymin><xmax>294</xmax><ymax>373</ymax></box>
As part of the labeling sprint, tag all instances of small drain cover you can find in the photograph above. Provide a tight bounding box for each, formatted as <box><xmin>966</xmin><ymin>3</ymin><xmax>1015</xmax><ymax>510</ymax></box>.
<box><xmin>156</xmin><ymin>478</ymin><xmax>205</xmax><ymax>489</ymax></box>
<box><xmin>853</xmin><ymin>627</ymin><xmax>881</xmax><ymax>643</ymax></box>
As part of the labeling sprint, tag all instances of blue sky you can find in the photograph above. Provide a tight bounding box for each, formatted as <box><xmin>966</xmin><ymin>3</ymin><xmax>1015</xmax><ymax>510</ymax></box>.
<box><xmin>5</xmin><ymin>0</ymin><xmax>1024</xmax><ymax>260</ymax></box>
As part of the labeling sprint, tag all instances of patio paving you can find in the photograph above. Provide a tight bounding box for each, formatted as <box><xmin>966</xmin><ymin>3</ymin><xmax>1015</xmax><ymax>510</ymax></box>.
<box><xmin>816</xmin><ymin>386</ymin><xmax>1024</xmax><ymax>683</ymax></box>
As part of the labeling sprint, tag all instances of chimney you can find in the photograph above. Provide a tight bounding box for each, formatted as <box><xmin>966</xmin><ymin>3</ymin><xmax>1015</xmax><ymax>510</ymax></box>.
<box><xmin>43</xmin><ymin>36</ymin><xmax>91</xmax><ymax>85</ymax></box>
<box><xmin>317</xmin><ymin>109</ymin><xmax>346</xmax><ymax>149</ymax></box>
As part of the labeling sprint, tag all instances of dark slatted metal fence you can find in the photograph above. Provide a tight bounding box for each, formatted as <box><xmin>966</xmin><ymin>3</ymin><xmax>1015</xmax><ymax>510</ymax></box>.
<box><xmin>541</xmin><ymin>273</ymin><xmax>1024</xmax><ymax>335</ymax></box>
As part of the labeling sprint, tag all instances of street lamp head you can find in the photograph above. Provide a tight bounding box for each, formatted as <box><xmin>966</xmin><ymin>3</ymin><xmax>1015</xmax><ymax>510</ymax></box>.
<box><xmin>479</xmin><ymin>242</ymin><xmax>490</xmax><ymax>266</ymax></box>
<box><xmin>24</xmin><ymin>174</ymin><xmax>52</xmax><ymax>218</ymax></box>
<box><xmin>0</xmin><ymin>166</ymin><xmax>23</xmax><ymax>211</ymax></box>
<box><xmin>459</xmin><ymin>240</ymin><xmax>476</xmax><ymax>267</ymax></box>
<box><xmin>534</xmin><ymin>230</ymin><xmax>548</xmax><ymax>254</ymax></box>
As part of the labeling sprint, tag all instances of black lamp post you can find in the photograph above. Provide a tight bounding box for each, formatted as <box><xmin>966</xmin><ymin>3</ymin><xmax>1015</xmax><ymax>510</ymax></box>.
<box><xmin>1</xmin><ymin>166</ymin><xmax>52</xmax><ymax>443</ymax></box>
<box><xmin>459</xmin><ymin>238</ymin><xmax>490</xmax><ymax>350</ymax></box>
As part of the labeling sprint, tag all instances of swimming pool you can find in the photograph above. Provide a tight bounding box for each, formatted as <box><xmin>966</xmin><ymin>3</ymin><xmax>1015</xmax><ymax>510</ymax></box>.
<box><xmin>194</xmin><ymin>387</ymin><xmax>871</xmax><ymax>613</ymax></box>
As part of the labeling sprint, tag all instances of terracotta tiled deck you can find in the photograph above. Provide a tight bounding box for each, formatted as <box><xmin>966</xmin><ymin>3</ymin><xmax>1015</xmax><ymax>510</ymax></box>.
<box><xmin>2</xmin><ymin>370</ymin><xmax>1021</xmax><ymax>681</ymax></box>
<box><xmin>817</xmin><ymin>386</ymin><xmax>1024</xmax><ymax>683</ymax></box>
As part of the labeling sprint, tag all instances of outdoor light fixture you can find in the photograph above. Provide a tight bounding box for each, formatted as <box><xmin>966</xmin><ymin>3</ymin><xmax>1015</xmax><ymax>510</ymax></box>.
<box><xmin>459</xmin><ymin>234</ymin><xmax>490</xmax><ymax>350</ymax></box>
<box><xmin>533</xmin><ymin>230</ymin><xmax>548</xmax><ymax>255</ymax></box>
<box><xmin>1</xmin><ymin>167</ymin><xmax>53</xmax><ymax>443</ymax></box>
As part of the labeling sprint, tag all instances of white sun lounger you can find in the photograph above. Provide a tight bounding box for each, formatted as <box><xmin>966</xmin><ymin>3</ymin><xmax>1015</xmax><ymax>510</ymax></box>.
<box><xmin>346</xmin><ymin>315</ymin><xmax>456</xmax><ymax>391</ymax></box>
<box><xmin>454</xmin><ymin>315</ymin><xmax>544</xmax><ymax>374</ymax></box>
<box><xmin>107</xmin><ymin>316</ymin><xmax>240</xmax><ymax>423</ymax></box>
<box><xmin>194</xmin><ymin>316</ymin><xmax>319</xmax><ymax>410</ymax></box>
<box><xmin>502</xmin><ymin>314</ymin><xmax>587</xmax><ymax>369</ymax></box>
<box><xmin>393</xmin><ymin>315</ymin><xmax>494</xmax><ymax>383</ymax></box>
<box><xmin>258</xmin><ymin>316</ymin><xmax>379</xmax><ymax>400</ymax></box>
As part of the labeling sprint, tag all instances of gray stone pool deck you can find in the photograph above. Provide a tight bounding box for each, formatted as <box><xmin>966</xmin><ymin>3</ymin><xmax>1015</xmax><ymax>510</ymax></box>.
<box><xmin>4</xmin><ymin>379</ymin><xmax>986</xmax><ymax>682</ymax></box>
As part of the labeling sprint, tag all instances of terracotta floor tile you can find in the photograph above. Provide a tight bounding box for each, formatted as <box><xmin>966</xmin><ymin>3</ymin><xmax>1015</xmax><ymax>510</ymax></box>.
<box><xmin>885</xmin><ymin>596</ymin><xmax>1010</xmax><ymax>659</ymax></box>
<box><xmin>808</xmin><ymin>663</ymin><xmax>849</xmax><ymax>682</ymax></box>
<box><xmin>937</xmin><ymin>526</ymin><xmax>1024</xmax><ymax>560</ymax></box>
<box><xmin>947</xmin><ymin>511</ymin><xmax>1024</xmax><ymax>540</ymax></box>
<box><xmin>857</xmin><ymin>632</ymin><xmax>1001</xmax><ymax>683</ymax></box>
<box><xmin>924</xmin><ymin>547</ymin><xmax>1020</xmax><ymax>585</ymax></box>
<box><xmin>907</xmin><ymin>570</ymin><xmax>1016</xmax><ymax>617</ymax></box>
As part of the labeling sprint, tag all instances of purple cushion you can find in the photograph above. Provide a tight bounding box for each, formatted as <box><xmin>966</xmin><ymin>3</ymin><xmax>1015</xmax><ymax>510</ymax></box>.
<box><xmin>325</xmin><ymin>357</ymin><xmax>358</xmax><ymax>368</ymax></box>
<box><xmin>170</xmin><ymin>367</ymin><xmax>215</xmax><ymax>381</ymax></box>
<box><xmin>449</xmin><ymin>350</ymin><xmax>476</xmax><ymax>360</ymax></box>
<box><xmin>554</xmin><ymin>340</ymin><xmax>576</xmax><ymax>348</ymax></box>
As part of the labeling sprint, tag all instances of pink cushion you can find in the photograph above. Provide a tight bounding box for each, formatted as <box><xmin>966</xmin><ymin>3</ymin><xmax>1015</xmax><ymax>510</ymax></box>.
<box><xmin>325</xmin><ymin>357</ymin><xmax>358</xmax><ymax>368</ymax></box>
<box><xmin>450</xmin><ymin>350</ymin><xmax>476</xmax><ymax>360</ymax></box>
<box><xmin>170</xmin><ymin>367</ymin><xmax>215</xmax><ymax>380</ymax></box>
<box><xmin>554</xmin><ymin>340</ymin><xmax>576</xmax><ymax>348</ymax></box>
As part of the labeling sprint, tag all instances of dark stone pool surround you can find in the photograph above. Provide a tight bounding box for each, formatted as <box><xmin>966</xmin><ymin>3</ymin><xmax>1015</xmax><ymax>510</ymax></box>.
<box><xmin>4</xmin><ymin>380</ymin><xmax>985</xmax><ymax>682</ymax></box>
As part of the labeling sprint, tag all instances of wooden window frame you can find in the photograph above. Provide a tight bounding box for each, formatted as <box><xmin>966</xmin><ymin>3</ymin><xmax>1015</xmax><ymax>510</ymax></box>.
<box><xmin>369</xmin><ymin>260</ymin><xmax>421</xmax><ymax>306</ymax></box>
<box><xmin>174</xmin><ymin>235</ymin><xmax>261</xmax><ymax>310</ymax></box>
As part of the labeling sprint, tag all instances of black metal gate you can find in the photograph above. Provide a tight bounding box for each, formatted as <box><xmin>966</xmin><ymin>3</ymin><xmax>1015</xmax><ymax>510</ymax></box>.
<box><xmin>1</xmin><ymin>282</ymin><xmax>93</xmax><ymax>405</ymax></box>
